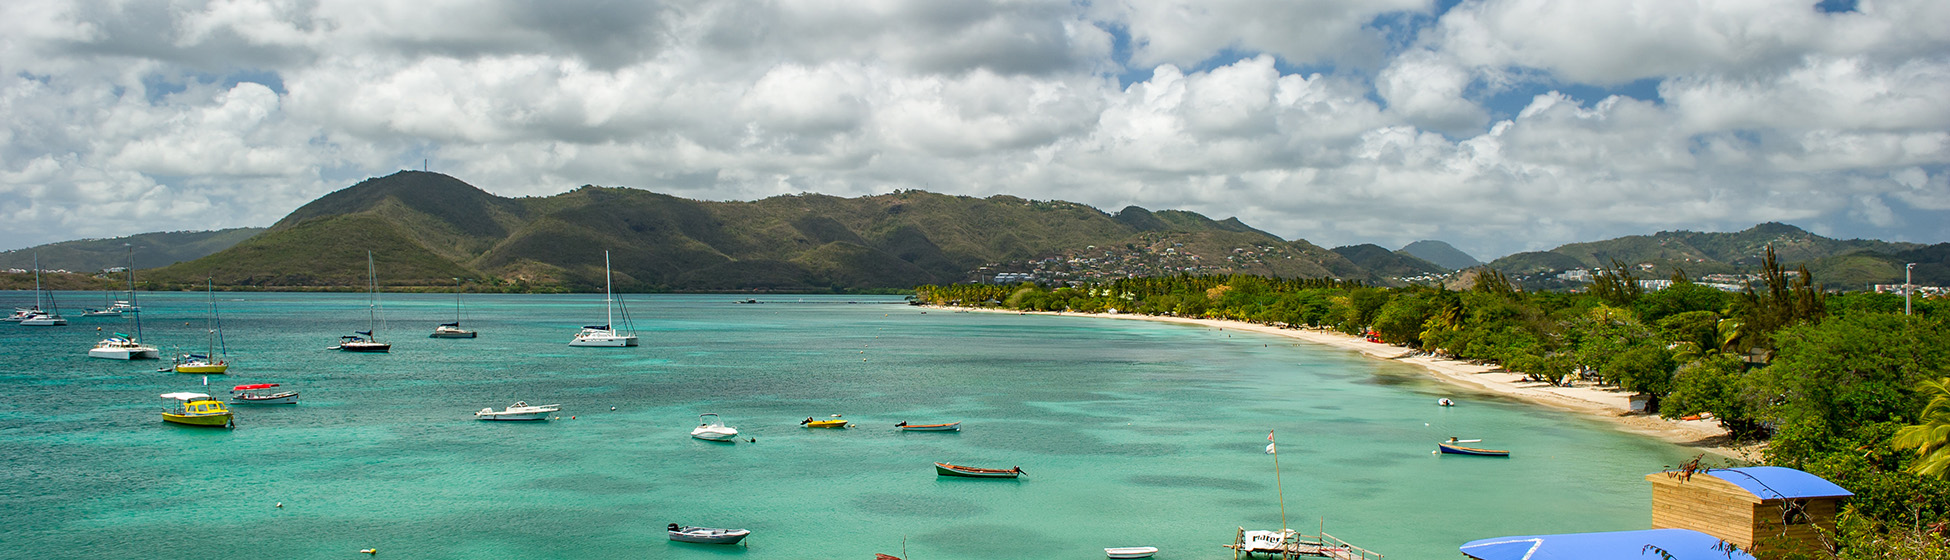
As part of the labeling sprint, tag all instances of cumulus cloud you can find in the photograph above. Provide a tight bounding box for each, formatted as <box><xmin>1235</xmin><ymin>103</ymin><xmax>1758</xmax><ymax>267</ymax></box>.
<box><xmin>0</xmin><ymin>0</ymin><xmax>1945</xmax><ymax>261</ymax></box>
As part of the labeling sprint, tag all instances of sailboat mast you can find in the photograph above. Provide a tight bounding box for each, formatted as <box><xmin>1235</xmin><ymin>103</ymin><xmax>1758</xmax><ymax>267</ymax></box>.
<box><xmin>454</xmin><ymin>277</ymin><xmax>463</xmax><ymax>323</ymax></box>
<box><xmin>604</xmin><ymin>251</ymin><xmax>614</xmax><ymax>330</ymax></box>
<box><xmin>32</xmin><ymin>254</ymin><xmax>42</xmax><ymax>310</ymax></box>
<box><xmin>366</xmin><ymin>251</ymin><xmax>377</xmax><ymax>338</ymax></box>
<box><xmin>127</xmin><ymin>245</ymin><xmax>141</xmax><ymax>341</ymax></box>
<box><xmin>1272</xmin><ymin>430</ymin><xmax>1288</xmax><ymax>533</ymax></box>
<box><xmin>205</xmin><ymin>279</ymin><xmax>217</xmax><ymax>358</ymax></box>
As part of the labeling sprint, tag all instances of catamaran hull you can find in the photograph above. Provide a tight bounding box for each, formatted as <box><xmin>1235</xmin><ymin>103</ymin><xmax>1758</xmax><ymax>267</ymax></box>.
<box><xmin>89</xmin><ymin>347</ymin><xmax>159</xmax><ymax>360</ymax></box>
<box><xmin>569</xmin><ymin>335</ymin><xmax>637</xmax><ymax>347</ymax></box>
<box><xmin>20</xmin><ymin>316</ymin><xmax>66</xmax><ymax>326</ymax></box>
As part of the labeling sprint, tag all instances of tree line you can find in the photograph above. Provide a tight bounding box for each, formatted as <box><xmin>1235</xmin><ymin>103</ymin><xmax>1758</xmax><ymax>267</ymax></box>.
<box><xmin>916</xmin><ymin>247</ymin><xmax>1949</xmax><ymax>558</ymax></box>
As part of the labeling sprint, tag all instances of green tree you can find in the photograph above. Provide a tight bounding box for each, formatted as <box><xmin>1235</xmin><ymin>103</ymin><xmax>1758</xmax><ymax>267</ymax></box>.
<box><xmin>1590</xmin><ymin>258</ymin><xmax>1644</xmax><ymax>306</ymax></box>
<box><xmin>1894</xmin><ymin>377</ymin><xmax>1950</xmax><ymax>479</ymax></box>
<box><xmin>1605</xmin><ymin>345</ymin><xmax>1678</xmax><ymax>412</ymax></box>
<box><xmin>1664</xmin><ymin>353</ymin><xmax>1767</xmax><ymax>439</ymax></box>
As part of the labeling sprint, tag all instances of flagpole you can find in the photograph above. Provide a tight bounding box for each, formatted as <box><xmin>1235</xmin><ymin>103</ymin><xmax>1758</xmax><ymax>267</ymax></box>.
<box><xmin>1272</xmin><ymin>430</ymin><xmax>1287</xmax><ymax>533</ymax></box>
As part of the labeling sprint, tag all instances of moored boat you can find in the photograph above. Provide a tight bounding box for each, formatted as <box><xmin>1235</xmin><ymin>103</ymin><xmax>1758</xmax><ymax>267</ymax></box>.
<box><xmin>895</xmin><ymin>421</ymin><xmax>961</xmax><ymax>431</ymax></box>
<box><xmin>801</xmin><ymin>415</ymin><xmax>848</xmax><ymax>428</ymax></box>
<box><xmin>667</xmin><ymin>523</ymin><xmax>750</xmax><ymax>544</ymax></box>
<box><xmin>569</xmin><ymin>251</ymin><xmax>638</xmax><ymax>347</ymax></box>
<box><xmin>690</xmin><ymin>413</ymin><xmax>739</xmax><ymax>441</ymax></box>
<box><xmin>476</xmin><ymin>401</ymin><xmax>559</xmax><ymax>421</ymax></box>
<box><xmin>20</xmin><ymin>255</ymin><xmax>66</xmax><ymax>326</ymax></box>
<box><xmin>1438</xmin><ymin>442</ymin><xmax>1510</xmax><ymax>456</ymax></box>
<box><xmin>333</xmin><ymin>252</ymin><xmax>390</xmax><ymax>353</ymax></box>
<box><xmin>161</xmin><ymin>392</ymin><xmax>232</xmax><ymax>427</ymax></box>
<box><xmin>934</xmin><ymin>462</ymin><xmax>1023</xmax><ymax>478</ymax></box>
<box><xmin>231</xmin><ymin>383</ymin><xmax>298</xmax><ymax>404</ymax></box>
<box><xmin>430</xmin><ymin>278</ymin><xmax>477</xmax><ymax>338</ymax></box>
<box><xmin>90</xmin><ymin>335</ymin><xmax>160</xmax><ymax>359</ymax></box>
<box><xmin>1105</xmin><ymin>546</ymin><xmax>1158</xmax><ymax>558</ymax></box>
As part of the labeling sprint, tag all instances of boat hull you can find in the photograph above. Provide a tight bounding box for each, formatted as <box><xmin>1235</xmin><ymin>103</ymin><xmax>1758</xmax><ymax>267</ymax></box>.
<box><xmin>232</xmin><ymin>392</ymin><xmax>299</xmax><ymax>404</ymax></box>
<box><xmin>934</xmin><ymin>462</ymin><xmax>1020</xmax><ymax>478</ymax></box>
<box><xmin>1106</xmin><ymin>546</ymin><xmax>1159</xmax><ymax>558</ymax></box>
<box><xmin>691</xmin><ymin>428</ymin><xmax>739</xmax><ymax>441</ymax></box>
<box><xmin>668</xmin><ymin>528</ymin><xmax>750</xmax><ymax>544</ymax></box>
<box><xmin>337</xmin><ymin>342</ymin><xmax>391</xmax><ymax>353</ymax></box>
<box><xmin>803</xmin><ymin>420</ymin><xmax>848</xmax><ymax>428</ymax></box>
<box><xmin>89</xmin><ymin>347</ymin><xmax>160</xmax><ymax>360</ymax></box>
<box><xmin>429</xmin><ymin>330</ymin><xmax>477</xmax><ymax>339</ymax></box>
<box><xmin>1438</xmin><ymin>443</ymin><xmax>1509</xmax><ymax>456</ymax></box>
<box><xmin>162</xmin><ymin>412</ymin><xmax>232</xmax><ymax>427</ymax></box>
<box><xmin>477</xmin><ymin>412</ymin><xmax>551</xmax><ymax>421</ymax></box>
<box><xmin>20</xmin><ymin>316</ymin><xmax>66</xmax><ymax>326</ymax></box>
<box><xmin>898</xmin><ymin>422</ymin><xmax>960</xmax><ymax>431</ymax></box>
<box><xmin>174</xmin><ymin>363</ymin><xmax>229</xmax><ymax>374</ymax></box>
<box><xmin>569</xmin><ymin>334</ymin><xmax>637</xmax><ymax>347</ymax></box>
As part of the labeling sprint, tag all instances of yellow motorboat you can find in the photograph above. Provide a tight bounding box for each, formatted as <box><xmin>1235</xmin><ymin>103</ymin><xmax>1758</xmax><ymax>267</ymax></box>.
<box><xmin>800</xmin><ymin>415</ymin><xmax>849</xmax><ymax>428</ymax></box>
<box><xmin>161</xmin><ymin>392</ymin><xmax>233</xmax><ymax>427</ymax></box>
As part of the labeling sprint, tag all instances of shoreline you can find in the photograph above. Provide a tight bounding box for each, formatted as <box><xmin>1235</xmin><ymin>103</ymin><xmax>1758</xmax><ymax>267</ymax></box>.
<box><xmin>933</xmin><ymin>305</ymin><xmax>1757</xmax><ymax>462</ymax></box>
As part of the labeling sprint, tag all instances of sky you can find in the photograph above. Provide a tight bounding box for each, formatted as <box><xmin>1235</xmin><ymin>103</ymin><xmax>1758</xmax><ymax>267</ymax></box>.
<box><xmin>1</xmin><ymin>0</ymin><xmax>1946</xmax><ymax>260</ymax></box>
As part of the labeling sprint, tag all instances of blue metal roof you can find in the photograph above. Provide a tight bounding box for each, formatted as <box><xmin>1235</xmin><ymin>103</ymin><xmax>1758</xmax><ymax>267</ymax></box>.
<box><xmin>1460</xmin><ymin>528</ymin><xmax>1754</xmax><ymax>560</ymax></box>
<box><xmin>1705</xmin><ymin>466</ymin><xmax>1854</xmax><ymax>500</ymax></box>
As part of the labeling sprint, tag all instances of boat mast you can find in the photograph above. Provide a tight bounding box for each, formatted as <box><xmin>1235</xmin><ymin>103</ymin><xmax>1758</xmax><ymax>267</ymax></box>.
<box><xmin>32</xmin><ymin>253</ymin><xmax>42</xmax><ymax>311</ymax></box>
<box><xmin>453</xmin><ymin>277</ymin><xmax>463</xmax><ymax>324</ymax></box>
<box><xmin>205</xmin><ymin>278</ymin><xmax>220</xmax><ymax>359</ymax></box>
<box><xmin>127</xmin><ymin>245</ymin><xmax>141</xmax><ymax>342</ymax></box>
<box><xmin>366</xmin><ymin>251</ymin><xmax>378</xmax><ymax>340</ymax></box>
<box><xmin>604</xmin><ymin>251</ymin><xmax>614</xmax><ymax>331</ymax></box>
<box><xmin>1272</xmin><ymin>429</ymin><xmax>1288</xmax><ymax>533</ymax></box>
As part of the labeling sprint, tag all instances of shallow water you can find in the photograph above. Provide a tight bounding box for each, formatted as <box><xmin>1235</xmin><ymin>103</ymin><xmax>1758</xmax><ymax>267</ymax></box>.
<box><xmin>0</xmin><ymin>292</ymin><xmax>1694</xmax><ymax>559</ymax></box>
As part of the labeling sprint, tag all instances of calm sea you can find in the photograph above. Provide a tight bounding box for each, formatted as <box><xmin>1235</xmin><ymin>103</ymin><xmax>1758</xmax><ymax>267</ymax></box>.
<box><xmin>0</xmin><ymin>292</ymin><xmax>1696</xmax><ymax>559</ymax></box>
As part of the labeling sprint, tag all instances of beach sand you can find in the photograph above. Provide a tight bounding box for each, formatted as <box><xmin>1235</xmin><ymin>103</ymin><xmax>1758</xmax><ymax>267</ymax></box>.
<box><xmin>935</xmin><ymin>306</ymin><xmax>1757</xmax><ymax>462</ymax></box>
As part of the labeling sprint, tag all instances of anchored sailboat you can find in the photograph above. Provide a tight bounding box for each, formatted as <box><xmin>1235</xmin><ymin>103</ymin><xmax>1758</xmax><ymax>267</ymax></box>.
<box><xmin>430</xmin><ymin>277</ymin><xmax>477</xmax><ymax>338</ymax></box>
<box><xmin>173</xmin><ymin>279</ymin><xmax>230</xmax><ymax>373</ymax></box>
<box><xmin>569</xmin><ymin>251</ymin><xmax>637</xmax><ymax>347</ymax></box>
<box><xmin>89</xmin><ymin>246</ymin><xmax>157</xmax><ymax>359</ymax></box>
<box><xmin>332</xmin><ymin>251</ymin><xmax>391</xmax><ymax>352</ymax></box>
<box><xmin>20</xmin><ymin>254</ymin><xmax>66</xmax><ymax>326</ymax></box>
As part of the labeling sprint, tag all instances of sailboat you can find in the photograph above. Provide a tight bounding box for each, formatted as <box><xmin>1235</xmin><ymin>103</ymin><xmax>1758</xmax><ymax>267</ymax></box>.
<box><xmin>569</xmin><ymin>251</ymin><xmax>637</xmax><ymax>347</ymax></box>
<box><xmin>429</xmin><ymin>277</ymin><xmax>477</xmax><ymax>338</ymax></box>
<box><xmin>332</xmin><ymin>251</ymin><xmax>391</xmax><ymax>352</ymax></box>
<box><xmin>173</xmin><ymin>279</ymin><xmax>230</xmax><ymax>373</ymax></box>
<box><xmin>89</xmin><ymin>246</ymin><xmax>158</xmax><ymax>359</ymax></box>
<box><xmin>20</xmin><ymin>254</ymin><xmax>65</xmax><ymax>326</ymax></box>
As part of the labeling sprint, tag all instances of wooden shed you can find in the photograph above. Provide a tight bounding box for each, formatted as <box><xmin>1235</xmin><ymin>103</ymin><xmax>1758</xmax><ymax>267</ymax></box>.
<box><xmin>1646</xmin><ymin>466</ymin><xmax>1852</xmax><ymax>556</ymax></box>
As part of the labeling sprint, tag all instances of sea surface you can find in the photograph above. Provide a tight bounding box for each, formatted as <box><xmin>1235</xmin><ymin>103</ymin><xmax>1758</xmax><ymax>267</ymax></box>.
<box><xmin>0</xmin><ymin>292</ymin><xmax>1699</xmax><ymax>559</ymax></box>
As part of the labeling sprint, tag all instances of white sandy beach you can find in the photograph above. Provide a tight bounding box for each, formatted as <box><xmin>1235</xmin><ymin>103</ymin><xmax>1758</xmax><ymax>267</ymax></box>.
<box><xmin>934</xmin><ymin>306</ymin><xmax>1756</xmax><ymax>461</ymax></box>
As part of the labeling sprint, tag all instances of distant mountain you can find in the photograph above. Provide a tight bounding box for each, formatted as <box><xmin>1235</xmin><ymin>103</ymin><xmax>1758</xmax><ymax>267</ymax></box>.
<box><xmin>1331</xmin><ymin>244</ymin><xmax>1446</xmax><ymax>278</ymax></box>
<box><xmin>0</xmin><ymin>228</ymin><xmax>264</xmax><ymax>272</ymax></box>
<box><xmin>1806</xmin><ymin>242</ymin><xmax>1950</xmax><ymax>288</ymax></box>
<box><xmin>1399</xmin><ymin>240</ymin><xmax>1481</xmax><ymax>270</ymax></box>
<box><xmin>145</xmin><ymin>171</ymin><xmax>1371</xmax><ymax>291</ymax></box>
<box><xmin>1486</xmin><ymin>223</ymin><xmax>1925</xmax><ymax>282</ymax></box>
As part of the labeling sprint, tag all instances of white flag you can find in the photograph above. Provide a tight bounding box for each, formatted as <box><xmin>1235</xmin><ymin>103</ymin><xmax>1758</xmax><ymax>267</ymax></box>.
<box><xmin>1265</xmin><ymin>442</ymin><xmax>1276</xmax><ymax>454</ymax></box>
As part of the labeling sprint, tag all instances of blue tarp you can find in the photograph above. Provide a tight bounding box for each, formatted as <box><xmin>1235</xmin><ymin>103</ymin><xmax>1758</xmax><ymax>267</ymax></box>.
<box><xmin>1701</xmin><ymin>467</ymin><xmax>1854</xmax><ymax>500</ymax></box>
<box><xmin>1461</xmin><ymin>528</ymin><xmax>1753</xmax><ymax>560</ymax></box>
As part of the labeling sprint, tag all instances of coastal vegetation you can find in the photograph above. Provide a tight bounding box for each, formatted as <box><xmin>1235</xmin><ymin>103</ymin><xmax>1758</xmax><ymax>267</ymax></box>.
<box><xmin>915</xmin><ymin>248</ymin><xmax>1949</xmax><ymax>557</ymax></box>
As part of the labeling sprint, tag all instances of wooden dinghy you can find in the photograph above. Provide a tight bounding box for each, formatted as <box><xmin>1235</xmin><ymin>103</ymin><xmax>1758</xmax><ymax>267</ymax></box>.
<box><xmin>934</xmin><ymin>462</ymin><xmax>1023</xmax><ymax>478</ymax></box>
<box><xmin>1438</xmin><ymin>442</ymin><xmax>1510</xmax><ymax>456</ymax></box>
<box><xmin>895</xmin><ymin>421</ymin><xmax>960</xmax><ymax>431</ymax></box>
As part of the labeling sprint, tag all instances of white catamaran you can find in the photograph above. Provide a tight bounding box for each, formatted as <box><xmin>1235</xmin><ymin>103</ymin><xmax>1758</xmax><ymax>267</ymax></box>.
<box><xmin>89</xmin><ymin>246</ymin><xmax>157</xmax><ymax>359</ymax></box>
<box><xmin>569</xmin><ymin>251</ymin><xmax>637</xmax><ymax>347</ymax></box>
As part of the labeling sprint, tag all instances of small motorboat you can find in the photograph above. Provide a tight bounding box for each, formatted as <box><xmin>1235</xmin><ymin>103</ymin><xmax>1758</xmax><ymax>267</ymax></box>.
<box><xmin>691</xmin><ymin>413</ymin><xmax>739</xmax><ymax>441</ymax></box>
<box><xmin>801</xmin><ymin>415</ymin><xmax>849</xmax><ymax>428</ymax></box>
<box><xmin>667</xmin><ymin>523</ymin><xmax>750</xmax><ymax>544</ymax></box>
<box><xmin>895</xmin><ymin>421</ymin><xmax>961</xmax><ymax>432</ymax></box>
<box><xmin>934</xmin><ymin>462</ymin><xmax>1023</xmax><ymax>478</ymax></box>
<box><xmin>1105</xmin><ymin>546</ymin><xmax>1159</xmax><ymax>558</ymax></box>
<box><xmin>231</xmin><ymin>383</ymin><xmax>299</xmax><ymax>404</ymax></box>
<box><xmin>476</xmin><ymin>401</ymin><xmax>559</xmax><ymax>421</ymax></box>
<box><xmin>160</xmin><ymin>392</ymin><xmax>232</xmax><ymax>427</ymax></box>
<box><xmin>1438</xmin><ymin>442</ymin><xmax>1509</xmax><ymax>456</ymax></box>
<box><xmin>1437</xmin><ymin>398</ymin><xmax>1454</xmax><ymax>406</ymax></box>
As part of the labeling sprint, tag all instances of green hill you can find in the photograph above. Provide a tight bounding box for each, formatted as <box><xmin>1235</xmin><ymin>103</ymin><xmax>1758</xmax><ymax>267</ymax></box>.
<box><xmin>1398</xmin><ymin>240</ymin><xmax>1480</xmax><ymax>270</ymax></box>
<box><xmin>0</xmin><ymin>228</ymin><xmax>265</xmax><ymax>272</ymax></box>
<box><xmin>1488</xmin><ymin>223</ymin><xmax>1924</xmax><ymax>280</ymax></box>
<box><xmin>146</xmin><ymin>172</ymin><xmax>1367</xmax><ymax>291</ymax></box>
<box><xmin>1330</xmin><ymin>244</ymin><xmax>1446</xmax><ymax>278</ymax></box>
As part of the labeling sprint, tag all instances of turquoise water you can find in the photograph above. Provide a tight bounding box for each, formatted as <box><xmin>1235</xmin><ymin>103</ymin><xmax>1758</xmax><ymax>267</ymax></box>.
<box><xmin>0</xmin><ymin>292</ymin><xmax>1695</xmax><ymax>559</ymax></box>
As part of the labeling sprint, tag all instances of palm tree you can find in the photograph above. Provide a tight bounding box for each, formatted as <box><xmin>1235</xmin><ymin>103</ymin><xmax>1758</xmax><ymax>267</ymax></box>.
<box><xmin>1893</xmin><ymin>377</ymin><xmax>1950</xmax><ymax>478</ymax></box>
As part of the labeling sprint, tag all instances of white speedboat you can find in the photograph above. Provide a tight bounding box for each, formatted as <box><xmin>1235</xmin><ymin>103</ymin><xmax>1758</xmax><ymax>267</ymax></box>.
<box><xmin>690</xmin><ymin>413</ymin><xmax>739</xmax><ymax>441</ymax></box>
<box><xmin>231</xmin><ymin>383</ymin><xmax>299</xmax><ymax>404</ymax></box>
<box><xmin>89</xmin><ymin>336</ymin><xmax>159</xmax><ymax>359</ymax></box>
<box><xmin>475</xmin><ymin>401</ymin><xmax>559</xmax><ymax>421</ymax></box>
<box><xmin>667</xmin><ymin>524</ymin><xmax>750</xmax><ymax>544</ymax></box>
<box><xmin>569</xmin><ymin>251</ymin><xmax>638</xmax><ymax>347</ymax></box>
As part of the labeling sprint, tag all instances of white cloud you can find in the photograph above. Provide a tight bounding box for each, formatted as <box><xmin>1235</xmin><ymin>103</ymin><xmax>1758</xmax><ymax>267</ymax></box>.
<box><xmin>0</xmin><ymin>0</ymin><xmax>1944</xmax><ymax>260</ymax></box>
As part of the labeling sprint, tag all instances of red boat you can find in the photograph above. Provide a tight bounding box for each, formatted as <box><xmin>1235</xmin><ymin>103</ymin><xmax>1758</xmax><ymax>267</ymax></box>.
<box><xmin>230</xmin><ymin>383</ymin><xmax>299</xmax><ymax>404</ymax></box>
